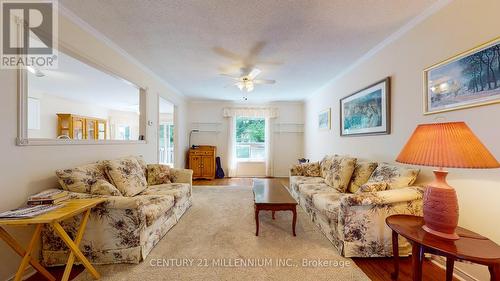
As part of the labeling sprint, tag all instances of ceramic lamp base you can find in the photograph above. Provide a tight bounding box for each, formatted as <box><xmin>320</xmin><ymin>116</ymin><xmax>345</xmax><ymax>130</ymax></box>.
<box><xmin>422</xmin><ymin>170</ymin><xmax>460</xmax><ymax>240</ymax></box>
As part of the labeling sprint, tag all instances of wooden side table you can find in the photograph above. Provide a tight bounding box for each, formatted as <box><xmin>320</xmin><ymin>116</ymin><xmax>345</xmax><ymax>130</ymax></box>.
<box><xmin>0</xmin><ymin>198</ymin><xmax>106</xmax><ymax>281</ymax></box>
<box><xmin>386</xmin><ymin>215</ymin><xmax>500</xmax><ymax>281</ymax></box>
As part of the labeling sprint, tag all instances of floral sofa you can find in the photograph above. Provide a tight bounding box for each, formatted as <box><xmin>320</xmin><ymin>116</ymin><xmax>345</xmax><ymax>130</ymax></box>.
<box><xmin>289</xmin><ymin>155</ymin><xmax>424</xmax><ymax>257</ymax></box>
<box><xmin>41</xmin><ymin>156</ymin><xmax>192</xmax><ymax>266</ymax></box>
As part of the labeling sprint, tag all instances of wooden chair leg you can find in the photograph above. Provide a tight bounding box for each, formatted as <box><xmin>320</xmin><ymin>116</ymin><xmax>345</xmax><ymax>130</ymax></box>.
<box><xmin>14</xmin><ymin>225</ymin><xmax>42</xmax><ymax>281</ymax></box>
<box><xmin>61</xmin><ymin>210</ymin><xmax>91</xmax><ymax>281</ymax></box>
<box><xmin>391</xmin><ymin>230</ymin><xmax>399</xmax><ymax>280</ymax></box>
<box><xmin>0</xmin><ymin>227</ymin><xmax>56</xmax><ymax>281</ymax></box>
<box><xmin>52</xmin><ymin>221</ymin><xmax>100</xmax><ymax>280</ymax></box>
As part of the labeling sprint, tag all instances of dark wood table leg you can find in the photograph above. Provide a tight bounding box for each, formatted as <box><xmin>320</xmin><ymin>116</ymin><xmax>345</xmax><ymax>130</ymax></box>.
<box><xmin>391</xmin><ymin>230</ymin><xmax>399</xmax><ymax>280</ymax></box>
<box><xmin>446</xmin><ymin>257</ymin><xmax>455</xmax><ymax>281</ymax></box>
<box><xmin>411</xmin><ymin>243</ymin><xmax>424</xmax><ymax>281</ymax></box>
<box><xmin>272</xmin><ymin>211</ymin><xmax>276</xmax><ymax>220</ymax></box>
<box><xmin>489</xmin><ymin>264</ymin><xmax>499</xmax><ymax>281</ymax></box>
<box><xmin>255</xmin><ymin>205</ymin><xmax>260</xmax><ymax>236</ymax></box>
<box><xmin>291</xmin><ymin>206</ymin><xmax>297</xmax><ymax>237</ymax></box>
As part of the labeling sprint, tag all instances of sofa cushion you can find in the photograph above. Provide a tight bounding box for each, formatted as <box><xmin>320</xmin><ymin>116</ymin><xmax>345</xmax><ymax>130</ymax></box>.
<box><xmin>147</xmin><ymin>164</ymin><xmax>172</xmax><ymax>186</ymax></box>
<box><xmin>136</xmin><ymin>195</ymin><xmax>175</xmax><ymax>227</ymax></box>
<box><xmin>103</xmin><ymin>157</ymin><xmax>148</xmax><ymax>197</ymax></box>
<box><xmin>140</xmin><ymin>183</ymin><xmax>191</xmax><ymax>201</ymax></box>
<box><xmin>312</xmin><ymin>192</ymin><xmax>342</xmax><ymax>217</ymax></box>
<box><xmin>290</xmin><ymin>176</ymin><xmax>325</xmax><ymax>195</ymax></box>
<box><xmin>367</xmin><ymin>163</ymin><xmax>420</xmax><ymax>189</ymax></box>
<box><xmin>56</xmin><ymin>163</ymin><xmax>120</xmax><ymax>195</ymax></box>
<box><xmin>347</xmin><ymin>161</ymin><xmax>378</xmax><ymax>193</ymax></box>
<box><xmin>298</xmin><ymin>183</ymin><xmax>339</xmax><ymax>206</ymax></box>
<box><xmin>290</xmin><ymin>162</ymin><xmax>321</xmax><ymax>177</ymax></box>
<box><xmin>323</xmin><ymin>156</ymin><xmax>357</xmax><ymax>192</ymax></box>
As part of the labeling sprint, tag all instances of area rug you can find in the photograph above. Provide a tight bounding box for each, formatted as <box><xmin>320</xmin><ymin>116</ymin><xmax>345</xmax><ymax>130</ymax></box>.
<box><xmin>74</xmin><ymin>185</ymin><xmax>370</xmax><ymax>281</ymax></box>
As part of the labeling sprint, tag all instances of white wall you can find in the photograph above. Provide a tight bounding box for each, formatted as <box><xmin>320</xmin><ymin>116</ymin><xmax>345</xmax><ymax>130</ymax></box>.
<box><xmin>187</xmin><ymin>101</ymin><xmax>304</xmax><ymax>177</ymax></box>
<box><xmin>304</xmin><ymin>0</ymin><xmax>500</xmax><ymax>279</ymax></box>
<box><xmin>0</xmin><ymin>12</ymin><xmax>188</xmax><ymax>281</ymax></box>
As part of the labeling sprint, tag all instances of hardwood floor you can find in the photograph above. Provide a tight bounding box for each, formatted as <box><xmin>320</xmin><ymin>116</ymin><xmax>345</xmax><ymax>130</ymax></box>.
<box><xmin>28</xmin><ymin>177</ymin><xmax>455</xmax><ymax>281</ymax></box>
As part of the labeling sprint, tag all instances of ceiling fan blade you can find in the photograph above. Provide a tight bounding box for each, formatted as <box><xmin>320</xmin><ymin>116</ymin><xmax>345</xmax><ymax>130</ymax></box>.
<box><xmin>253</xmin><ymin>79</ymin><xmax>276</xmax><ymax>84</ymax></box>
<box><xmin>219</xmin><ymin>73</ymin><xmax>241</xmax><ymax>80</ymax></box>
<box><xmin>247</xmin><ymin>68</ymin><xmax>261</xmax><ymax>79</ymax></box>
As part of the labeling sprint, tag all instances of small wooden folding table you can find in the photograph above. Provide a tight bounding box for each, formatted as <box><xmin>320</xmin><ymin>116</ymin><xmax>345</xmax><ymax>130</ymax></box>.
<box><xmin>0</xmin><ymin>198</ymin><xmax>105</xmax><ymax>281</ymax></box>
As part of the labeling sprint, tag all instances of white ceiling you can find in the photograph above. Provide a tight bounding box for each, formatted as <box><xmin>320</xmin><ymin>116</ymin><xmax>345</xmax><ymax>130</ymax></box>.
<box><xmin>60</xmin><ymin>0</ymin><xmax>438</xmax><ymax>102</ymax></box>
<box><xmin>29</xmin><ymin>50</ymin><xmax>140</xmax><ymax>112</ymax></box>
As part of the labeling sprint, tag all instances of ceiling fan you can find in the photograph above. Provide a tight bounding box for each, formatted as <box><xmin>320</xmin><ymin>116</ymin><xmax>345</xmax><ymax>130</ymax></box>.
<box><xmin>221</xmin><ymin>68</ymin><xmax>276</xmax><ymax>93</ymax></box>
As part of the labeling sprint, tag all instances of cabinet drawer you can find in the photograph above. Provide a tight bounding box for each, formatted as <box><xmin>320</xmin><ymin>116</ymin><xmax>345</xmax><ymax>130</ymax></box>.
<box><xmin>190</xmin><ymin>151</ymin><xmax>213</xmax><ymax>156</ymax></box>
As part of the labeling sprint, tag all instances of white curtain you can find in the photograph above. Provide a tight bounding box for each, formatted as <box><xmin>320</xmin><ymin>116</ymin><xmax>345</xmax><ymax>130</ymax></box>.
<box><xmin>223</xmin><ymin>107</ymin><xmax>278</xmax><ymax>177</ymax></box>
<box><xmin>226</xmin><ymin>116</ymin><xmax>237</xmax><ymax>177</ymax></box>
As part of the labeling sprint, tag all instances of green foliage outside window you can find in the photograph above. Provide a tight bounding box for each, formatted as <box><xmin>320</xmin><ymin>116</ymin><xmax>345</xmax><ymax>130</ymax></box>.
<box><xmin>236</xmin><ymin>117</ymin><xmax>265</xmax><ymax>143</ymax></box>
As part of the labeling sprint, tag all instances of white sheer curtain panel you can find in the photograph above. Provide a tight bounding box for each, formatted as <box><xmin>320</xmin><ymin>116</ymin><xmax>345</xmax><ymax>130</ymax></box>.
<box><xmin>226</xmin><ymin>116</ymin><xmax>237</xmax><ymax>177</ymax></box>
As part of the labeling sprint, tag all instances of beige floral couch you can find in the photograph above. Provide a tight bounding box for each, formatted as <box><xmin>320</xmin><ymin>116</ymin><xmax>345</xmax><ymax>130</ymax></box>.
<box><xmin>289</xmin><ymin>155</ymin><xmax>424</xmax><ymax>257</ymax></box>
<box><xmin>41</xmin><ymin>156</ymin><xmax>193</xmax><ymax>266</ymax></box>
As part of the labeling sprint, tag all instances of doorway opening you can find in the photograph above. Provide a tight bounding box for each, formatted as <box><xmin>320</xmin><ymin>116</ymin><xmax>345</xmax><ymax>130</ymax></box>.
<box><xmin>159</xmin><ymin>97</ymin><xmax>175</xmax><ymax>166</ymax></box>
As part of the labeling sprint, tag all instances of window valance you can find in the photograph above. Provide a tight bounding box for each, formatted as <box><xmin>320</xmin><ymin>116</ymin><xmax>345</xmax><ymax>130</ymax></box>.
<box><xmin>222</xmin><ymin>107</ymin><xmax>278</xmax><ymax>118</ymax></box>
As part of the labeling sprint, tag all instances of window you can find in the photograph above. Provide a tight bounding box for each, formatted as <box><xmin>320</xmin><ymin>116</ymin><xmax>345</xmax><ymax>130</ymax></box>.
<box><xmin>235</xmin><ymin>117</ymin><xmax>266</xmax><ymax>161</ymax></box>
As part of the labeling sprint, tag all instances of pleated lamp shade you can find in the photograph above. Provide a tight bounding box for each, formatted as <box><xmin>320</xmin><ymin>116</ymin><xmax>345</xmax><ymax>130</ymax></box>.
<box><xmin>396</xmin><ymin>122</ymin><xmax>499</xmax><ymax>169</ymax></box>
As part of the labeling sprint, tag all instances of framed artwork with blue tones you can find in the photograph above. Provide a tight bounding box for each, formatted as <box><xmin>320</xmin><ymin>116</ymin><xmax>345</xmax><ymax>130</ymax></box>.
<box><xmin>424</xmin><ymin>37</ymin><xmax>500</xmax><ymax>114</ymax></box>
<box><xmin>318</xmin><ymin>108</ymin><xmax>331</xmax><ymax>130</ymax></box>
<box><xmin>340</xmin><ymin>77</ymin><xmax>390</xmax><ymax>136</ymax></box>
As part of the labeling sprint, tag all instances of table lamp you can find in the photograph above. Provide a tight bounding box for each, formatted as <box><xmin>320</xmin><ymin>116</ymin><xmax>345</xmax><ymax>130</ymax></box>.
<box><xmin>396</xmin><ymin>122</ymin><xmax>499</xmax><ymax>240</ymax></box>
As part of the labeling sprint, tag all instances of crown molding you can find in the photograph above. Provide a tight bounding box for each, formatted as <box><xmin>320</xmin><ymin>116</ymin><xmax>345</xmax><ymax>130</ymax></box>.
<box><xmin>306</xmin><ymin>0</ymin><xmax>453</xmax><ymax>101</ymax></box>
<box><xmin>58</xmin><ymin>3</ymin><xmax>185</xmax><ymax>101</ymax></box>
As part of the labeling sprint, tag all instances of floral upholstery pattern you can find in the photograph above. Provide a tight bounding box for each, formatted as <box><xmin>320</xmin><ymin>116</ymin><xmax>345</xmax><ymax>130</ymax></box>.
<box><xmin>103</xmin><ymin>158</ymin><xmax>148</xmax><ymax>197</ymax></box>
<box><xmin>290</xmin><ymin>162</ymin><xmax>321</xmax><ymax>177</ymax></box>
<box><xmin>289</xmin><ymin>176</ymin><xmax>325</xmax><ymax>200</ymax></box>
<box><xmin>41</xmin><ymin>161</ymin><xmax>193</xmax><ymax>266</ymax></box>
<box><xmin>357</xmin><ymin>182</ymin><xmax>388</xmax><ymax>193</ymax></box>
<box><xmin>323</xmin><ymin>156</ymin><xmax>357</xmax><ymax>192</ymax></box>
<box><xmin>319</xmin><ymin>155</ymin><xmax>335</xmax><ymax>178</ymax></box>
<box><xmin>146</xmin><ymin>164</ymin><xmax>172</xmax><ymax>186</ymax></box>
<box><xmin>289</xmin><ymin>156</ymin><xmax>424</xmax><ymax>258</ymax></box>
<box><xmin>347</xmin><ymin>161</ymin><xmax>378</xmax><ymax>193</ymax></box>
<box><xmin>367</xmin><ymin>163</ymin><xmax>420</xmax><ymax>190</ymax></box>
<box><xmin>56</xmin><ymin>163</ymin><xmax>120</xmax><ymax>195</ymax></box>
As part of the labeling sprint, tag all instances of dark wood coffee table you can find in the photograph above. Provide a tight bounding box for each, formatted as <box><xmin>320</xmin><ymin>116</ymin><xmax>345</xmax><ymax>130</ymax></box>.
<box><xmin>386</xmin><ymin>215</ymin><xmax>500</xmax><ymax>281</ymax></box>
<box><xmin>253</xmin><ymin>179</ymin><xmax>298</xmax><ymax>236</ymax></box>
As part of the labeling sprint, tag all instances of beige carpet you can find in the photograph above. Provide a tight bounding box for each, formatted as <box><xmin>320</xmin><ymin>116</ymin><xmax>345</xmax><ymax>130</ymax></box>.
<box><xmin>74</xmin><ymin>186</ymin><xmax>370</xmax><ymax>281</ymax></box>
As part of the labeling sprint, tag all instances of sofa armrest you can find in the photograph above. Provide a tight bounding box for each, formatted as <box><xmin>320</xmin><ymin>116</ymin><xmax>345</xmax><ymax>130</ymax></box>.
<box><xmin>170</xmin><ymin>168</ymin><xmax>193</xmax><ymax>186</ymax></box>
<box><xmin>340</xmin><ymin>186</ymin><xmax>424</xmax><ymax>207</ymax></box>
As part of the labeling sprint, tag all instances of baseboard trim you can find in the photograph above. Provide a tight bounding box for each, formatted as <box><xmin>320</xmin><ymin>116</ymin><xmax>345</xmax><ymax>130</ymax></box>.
<box><xmin>5</xmin><ymin>265</ymin><xmax>36</xmax><ymax>281</ymax></box>
<box><xmin>430</xmin><ymin>255</ymin><xmax>480</xmax><ymax>281</ymax></box>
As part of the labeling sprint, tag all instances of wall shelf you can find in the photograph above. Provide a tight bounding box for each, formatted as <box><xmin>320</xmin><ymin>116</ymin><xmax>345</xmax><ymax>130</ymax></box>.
<box><xmin>191</xmin><ymin>122</ymin><xmax>222</xmax><ymax>133</ymax></box>
<box><xmin>273</xmin><ymin>123</ymin><xmax>304</xmax><ymax>134</ymax></box>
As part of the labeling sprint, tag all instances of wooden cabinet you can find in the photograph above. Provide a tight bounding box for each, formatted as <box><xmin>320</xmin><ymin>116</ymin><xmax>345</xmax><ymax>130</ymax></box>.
<box><xmin>57</xmin><ymin>114</ymin><xmax>107</xmax><ymax>140</ymax></box>
<box><xmin>188</xmin><ymin>146</ymin><xmax>216</xmax><ymax>180</ymax></box>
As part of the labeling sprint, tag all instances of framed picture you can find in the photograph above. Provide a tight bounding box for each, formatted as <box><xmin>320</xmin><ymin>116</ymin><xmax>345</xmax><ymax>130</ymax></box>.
<box><xmin>318</xmin><ymin>108</ymin><xmax>331</xmax><ymax>130</ymax></box>
<box><xmin>340</xmin><ymin>77</ymin><xmax>390</xmax><ymax>136</ymax></box>
<box><xmin>424</xmin><ymin>37</ymin><xmax>500</xmax><ymax>114</ymax></box>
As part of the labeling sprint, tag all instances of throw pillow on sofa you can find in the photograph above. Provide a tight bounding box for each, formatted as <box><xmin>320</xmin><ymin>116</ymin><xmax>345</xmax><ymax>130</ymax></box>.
<box><xmin>147</xmin><ymin>164</ymin><xmax>172</xmax><ymax>185</ymax></box>
<box><xmin>366</xmin><ymin>163</ymin><xmax>420</xmax><ymax>189</ymax></box>
<box><xmin>290</xmin><ymin>162</ymin><xmax>321</xmax><ymax>177</ymax></box>
<box><xmin>324</xmin><ymin>156</ymin><xmax>357</xmax><ymax>192</ymax></box>
<box><xmin>103</xmin><ymin>157</ymin><xmax>148</xmax><ymax>196</ymax></box>
<box><xmin>347</xmin><ymin>161</ymin><xmax>378</xmax><ymax>193</ymax></box>
<box><xmin>319</xmin><ymin>155</ymin><xmax>335</xmax><ymax>178</ymax></box>
<box><xmin>56</xmin><ymin>163</ymin><xmax>121</xmax><ymax>195</ymax></box>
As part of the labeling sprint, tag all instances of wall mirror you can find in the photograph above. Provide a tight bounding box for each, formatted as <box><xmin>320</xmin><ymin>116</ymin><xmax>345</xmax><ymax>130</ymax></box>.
<box><xmin>18</xmin><ymin>37</ymin><xmax>147</xmax><ymax>145</ymax></box>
